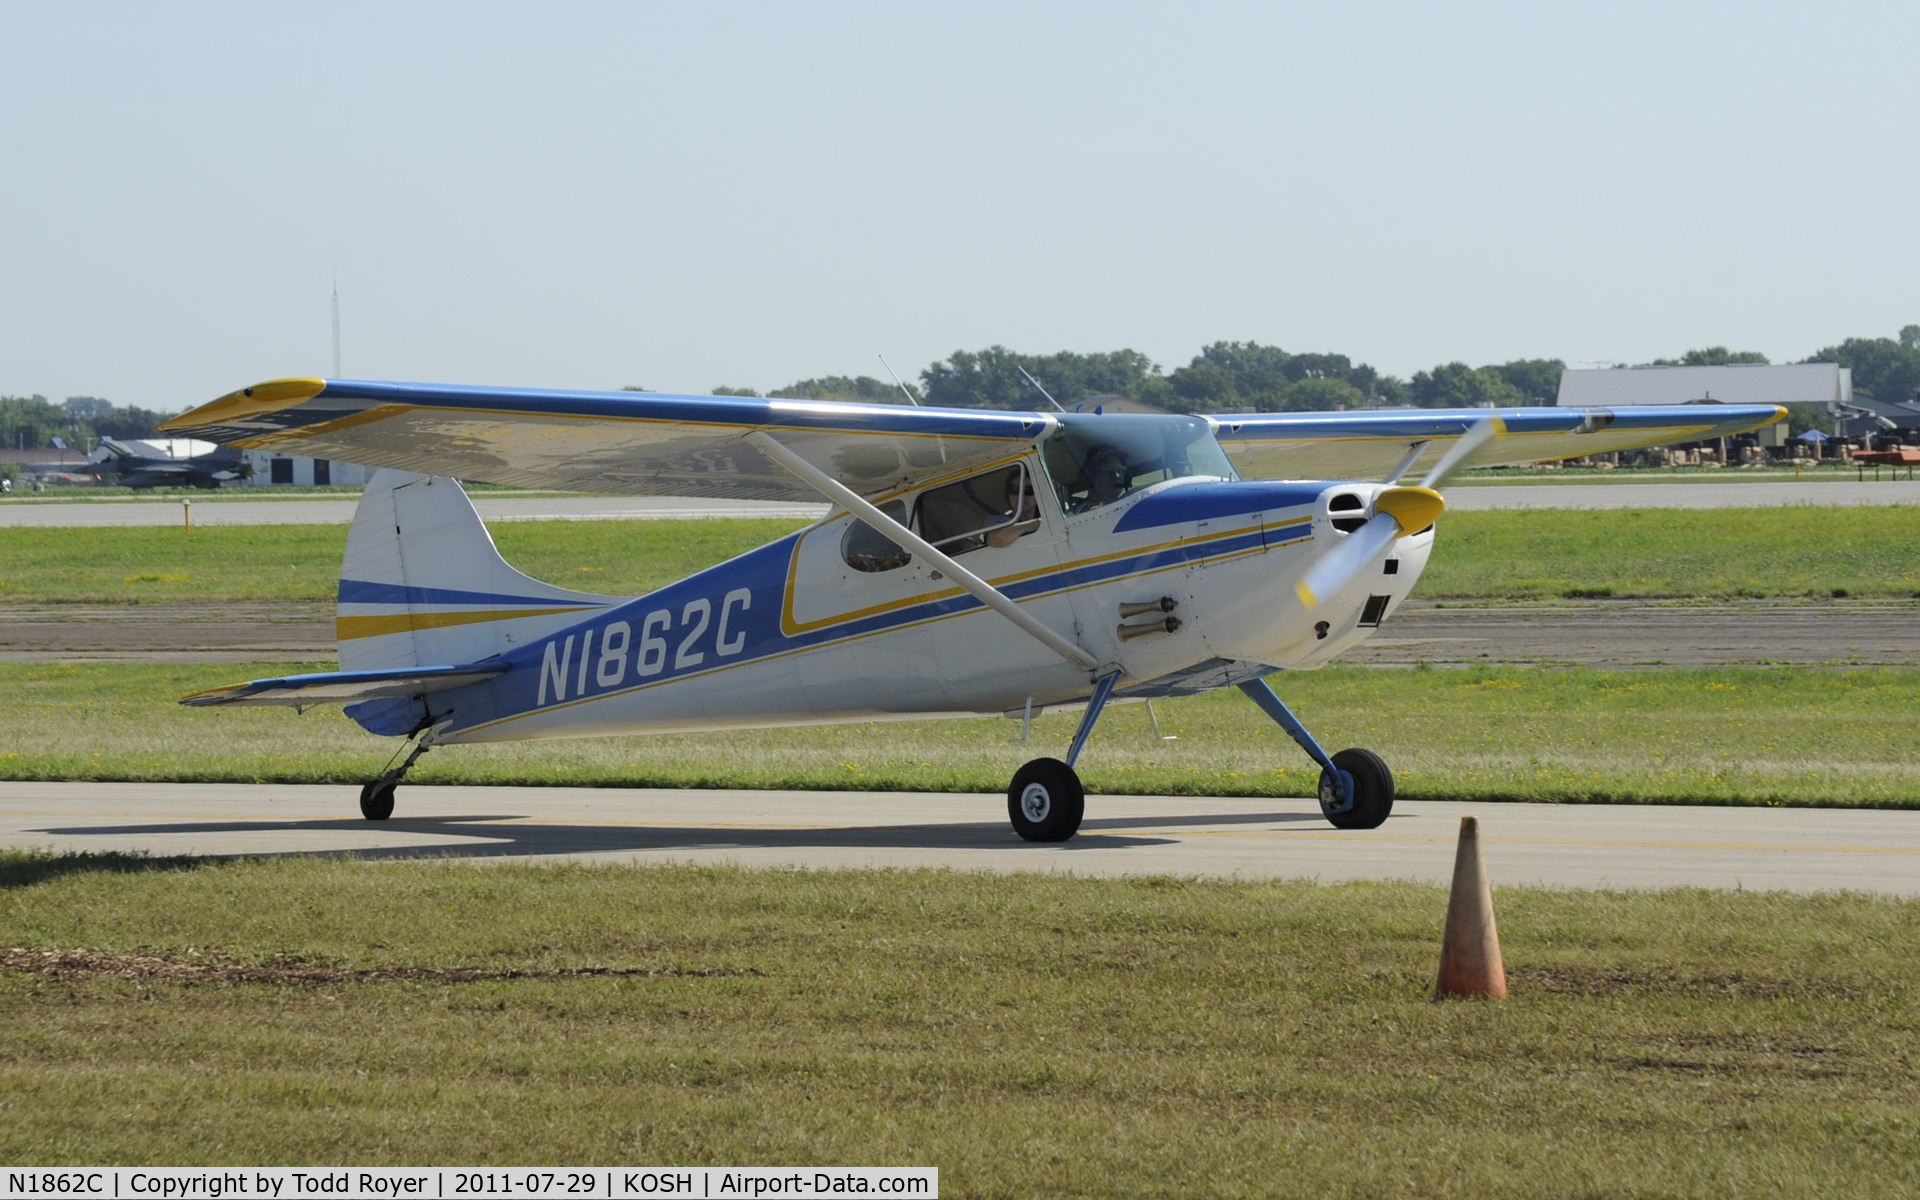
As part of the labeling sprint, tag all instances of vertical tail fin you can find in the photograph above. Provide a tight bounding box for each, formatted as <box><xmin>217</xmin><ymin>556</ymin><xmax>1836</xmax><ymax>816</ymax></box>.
<box><xmin>337</xmin><ymin>470</ymin><xmax>620</xmax><ymax>672</ymax></box>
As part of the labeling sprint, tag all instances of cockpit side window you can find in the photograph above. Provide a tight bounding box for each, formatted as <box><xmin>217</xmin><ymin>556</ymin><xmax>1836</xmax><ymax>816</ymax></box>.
<box><xmin>914</xmin><ymin>462</ymin><xmax>1039</xmax><ymax>556</ymax></box>
<box><xmin>840</xmin><ymin>499</ymin><xmax>911</xmax><ymax>573</ymax></box>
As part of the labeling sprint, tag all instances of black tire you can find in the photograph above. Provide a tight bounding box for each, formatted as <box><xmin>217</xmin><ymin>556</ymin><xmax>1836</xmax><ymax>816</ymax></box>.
<box><xmin>1319</xmin><ymin>747</ymin><xmax>1393</xmax><ymax>830</ymax></box>
<box><xmin>1007</xmin><ymin>757</ymin><xmax>1085</xmax><ymax>842</ymax></box>
<box><xmin>359</xmin><ymin>780</ymin><xmax>396</xmax><ymax>821</ymax></box>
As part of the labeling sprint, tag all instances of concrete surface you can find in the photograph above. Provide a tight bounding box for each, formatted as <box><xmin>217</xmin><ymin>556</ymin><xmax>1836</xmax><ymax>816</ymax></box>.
<box><xmin>4</xmin><ymin>782</ymin><xmax>1915</xmax><ymax>895</ymax></box>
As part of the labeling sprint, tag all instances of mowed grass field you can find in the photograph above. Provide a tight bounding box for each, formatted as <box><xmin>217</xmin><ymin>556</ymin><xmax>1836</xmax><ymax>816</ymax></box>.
<box><xmin>2</xmin><ymin>506</ymin><xmax>1919</xmax><ymax>603</ymax></box>
<box><xmin>5</xmin><ymin>661</ymin><xmax>1916</xmax><ymax>806</ymax></box>
<box><xmin>0</xmin><ymin>519</ymin><xmax>807</xmax><ymax>604</ymax></box>
<box><xmin>2</xmin><ymin>855</ymin><xmax>1916</xmax><ymax>1193</ymax></box>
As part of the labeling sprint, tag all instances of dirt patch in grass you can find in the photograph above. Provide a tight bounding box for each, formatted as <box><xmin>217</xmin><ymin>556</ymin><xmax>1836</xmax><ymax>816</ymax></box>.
<box><xmin>0</xmin><ymin>947</ymin><xmax>763</xmax><ymax>986</ymax></box>
<box><xmin>1513</xmin><ymin>963</ymin><xmax>1869</xmax><ymax>1001</ymax></box>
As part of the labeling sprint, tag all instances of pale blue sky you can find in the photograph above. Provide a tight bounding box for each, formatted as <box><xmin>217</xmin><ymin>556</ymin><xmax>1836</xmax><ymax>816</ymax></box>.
<box><xmin>3</xmin><ymin>1</ymin><xmax>1914</xmax><ymax>410</ymax></box>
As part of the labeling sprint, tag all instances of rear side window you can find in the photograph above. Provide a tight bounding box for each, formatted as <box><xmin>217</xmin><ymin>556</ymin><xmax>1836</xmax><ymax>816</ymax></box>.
<box><xmin>841</xmin><ymin>500</ymin><xmax>910</xmax><ymax>573</ymax></box>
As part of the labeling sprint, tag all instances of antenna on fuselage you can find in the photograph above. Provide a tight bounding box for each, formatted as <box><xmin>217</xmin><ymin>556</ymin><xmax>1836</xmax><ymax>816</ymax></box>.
<box><xmin>331</xmin><ymin>274</ymin><xmax>342</xmax><ymax>378</ymax></box>
<box><xmin>877</xmin><ymin>355</ymin><xmax>923</xmax><ymax>406</ymax></box>
<box><xmin>1018</xmin><ymin>366</ymin><xmax>1068</xmax><ymax>413</ymax></box>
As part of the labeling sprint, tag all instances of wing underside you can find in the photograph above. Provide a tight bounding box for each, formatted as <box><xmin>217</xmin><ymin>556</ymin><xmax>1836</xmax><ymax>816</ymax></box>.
<box><xmin>161</xmin><ymin>379</ymin><xmax>1054</xmax><ymax>502</ymax></box>
<box><xmin>1214</xmin><ymin>404</ymin><xmax>1786</xmax><ymax>480</ymax></box>
<box><xmin>161</xmin><ymin>379</ymin><xmax>1786</xmax><ymax>498</ymax></box>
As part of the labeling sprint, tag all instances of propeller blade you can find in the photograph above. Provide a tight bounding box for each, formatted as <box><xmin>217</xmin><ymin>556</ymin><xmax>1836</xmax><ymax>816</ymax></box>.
<box><xmin>1294</xmin><ymin>512</ymin><xmax>1398</xmax><ymax>610</ymax></box>
<box><xmin>1293</xmin><ymin>486</ymin><xmax>1448</xmax><ymax>611</ymax></box>
<box><xmin>1418</xmin><ymin>414</ymin><xmax>1505</xmax><ymax>491</ymax></box>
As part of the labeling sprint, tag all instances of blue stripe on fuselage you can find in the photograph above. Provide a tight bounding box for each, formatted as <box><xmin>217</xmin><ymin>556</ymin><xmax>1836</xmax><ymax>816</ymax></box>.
<box><xmin>450</xmin><ymin>506</ymin><xmax>1315</xmax><ymax>731</ymax></box>
<box><xmin>1111</xmin><ymin>481</ymin><xmax>1328</xmax><ymax>533</ymax></box>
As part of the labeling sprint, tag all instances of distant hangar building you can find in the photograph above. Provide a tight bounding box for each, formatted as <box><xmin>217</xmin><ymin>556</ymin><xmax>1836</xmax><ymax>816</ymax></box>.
<box><xmin>1555</xmin><ymin>363</ymin><xmax>1851</xmax><ymax>448</ymax></box>
<box><xmin>239</xmin><ymin>451</ymin><xmax>370</xmax><ymax>487</ymax></box>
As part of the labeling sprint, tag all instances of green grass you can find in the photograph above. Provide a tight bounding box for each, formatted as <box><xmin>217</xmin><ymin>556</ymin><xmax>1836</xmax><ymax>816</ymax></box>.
<box><xmin>0</xmin><ymin>520</ymin><xmax>806</xmax><ymax>604</ymax></box>
<box><xmin>2</xmin><ymin>855</ymin><xmax>1916</xmax><ymax>1192</ymax></box>
<box><xmin>6</xmin><ymin>661</ymin><xmax>1916</xmax><ymax>807</ymax></box>
<box><xmin>1418</xmin><ymin>506</ymin><xmax>1920</xmax><ymax>600</ymax></box>
<box><xmin>3</xmin><ymin>507</ymin><xmax>1918</xmax><ymax>604</ymax></box>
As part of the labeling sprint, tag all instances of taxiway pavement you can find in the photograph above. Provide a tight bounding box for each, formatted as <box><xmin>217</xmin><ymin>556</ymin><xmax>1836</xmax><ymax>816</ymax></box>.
<box><xmin>4</xmin><ymin>782</ymin><xmax>1914</xmax><ymax>895</ymax></box>
<box><xmin>7</xmin><ymin>598</ymin><xmax>1911</xmax><ymax>667</ymax></box>
<box><xmin>0</xmin><ymin>495</ymin><xmax>831</xmax><ymax>527</ymax></box>
<box><xmin>3</xmin><ymin>478</ymin><xmax>1917</xmax><ymax>526</ymax></box>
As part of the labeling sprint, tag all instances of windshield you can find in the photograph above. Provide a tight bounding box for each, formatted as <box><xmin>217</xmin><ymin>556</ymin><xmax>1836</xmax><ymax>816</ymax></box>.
<box><xmin>1041</xmin><ymin>413</ymin><xmax>1237</xmax><ymax>514</ymax></box>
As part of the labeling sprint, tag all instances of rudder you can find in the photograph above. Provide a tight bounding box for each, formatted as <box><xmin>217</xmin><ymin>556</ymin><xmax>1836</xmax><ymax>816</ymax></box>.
<box><xmin>337</xmin><ymin>470</ymin><xmax>620</xmax><ymax>672</ymax></box>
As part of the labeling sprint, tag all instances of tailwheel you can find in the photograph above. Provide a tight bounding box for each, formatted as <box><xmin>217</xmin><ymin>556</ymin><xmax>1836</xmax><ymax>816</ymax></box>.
<box><xmin>1007</xmin><ymin>757</ymin><xmax>1085</xmax><ymax>843</ymax></box>
<box><xmin>1319</xmin><ymin>747</ymin><xmax>1393</xmax><ymax>830</ymax></box>
<box><xmin>359</xmin><ymin>780</ymin><xmax>397</xmax><ymax>821</ymax></box>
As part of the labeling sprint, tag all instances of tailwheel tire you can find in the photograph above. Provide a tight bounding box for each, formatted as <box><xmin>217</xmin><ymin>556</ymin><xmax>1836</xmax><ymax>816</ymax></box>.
<box><xmin>1319</xmin><ymin>747</ymin><xmax>1393</xmax><ymax>830</ymax></box>
<box><xmin>1007</xmin><ymin>757</ymin><xmax>1085</xmax><ymax>843</ymax></box>
<box><xmin>359</xmin><ymin>780</ymin><xmax>396</xmax><ymax>821</ymax></box>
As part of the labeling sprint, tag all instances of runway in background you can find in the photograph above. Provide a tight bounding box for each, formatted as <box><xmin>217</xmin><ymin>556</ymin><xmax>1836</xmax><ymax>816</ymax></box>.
<box><xmin>3</xmin><ymin>478</ymin><xmax>1917</xmax><ymax>527</ymax></box>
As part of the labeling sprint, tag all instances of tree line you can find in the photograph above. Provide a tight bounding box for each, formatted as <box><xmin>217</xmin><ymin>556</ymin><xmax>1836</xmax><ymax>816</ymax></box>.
<box><xmin>702</xmin><ymin>325</ymin><xmax>1920</xmax><ymax>415</ymax></box>
<box><xmin>0</xmin><ymin>395</ymin><xmax>175</xmax><ymax>454</ymax></box>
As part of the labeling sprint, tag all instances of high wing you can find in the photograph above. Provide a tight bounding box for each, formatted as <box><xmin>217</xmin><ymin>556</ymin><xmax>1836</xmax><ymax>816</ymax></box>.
<box><xmin>160</xmin><ymin>378</ymin><xmax>1056</xmax><ymax>502</ymax></box>
<box><xmin>1213</xmin><ymin>404</ymin><xmax>1786</xmax><ymax>481</ymax></box>
<box><xmin>161</xmin><ymin>378</ymin><xmax>1785</xmax><ymax>498</ymax></box>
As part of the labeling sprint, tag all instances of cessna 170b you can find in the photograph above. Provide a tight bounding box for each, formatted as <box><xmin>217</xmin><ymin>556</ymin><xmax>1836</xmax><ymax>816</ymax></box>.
<box><xmin>159</xmin><ymin>378</ymin><xmax>1783</xmax><ymax>840</ymax></box>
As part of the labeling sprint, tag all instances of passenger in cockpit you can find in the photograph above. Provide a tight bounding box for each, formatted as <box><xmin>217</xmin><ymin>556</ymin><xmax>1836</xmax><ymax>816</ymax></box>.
<box><xmin>988</xmin><ymin>471</ymin><xmax>1042</xmax><ymax>547</ymax></box>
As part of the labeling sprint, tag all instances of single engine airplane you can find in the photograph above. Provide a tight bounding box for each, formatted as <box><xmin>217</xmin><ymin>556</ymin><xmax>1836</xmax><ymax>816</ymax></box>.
<box><xmin>158</xmin><ymin>379</ymin><xmax>1783</xmax><ymax>840</ymax></box>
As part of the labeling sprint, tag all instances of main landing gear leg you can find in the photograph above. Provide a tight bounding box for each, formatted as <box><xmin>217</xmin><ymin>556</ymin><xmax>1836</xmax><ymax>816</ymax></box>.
<box><xmin>1238</xmin><ymin>678</ymin><xmax>1394</xmax><ymax>829</ymax></box>
<box><xmin>1007</xmin><ymin>672</ymin><xmax>1120</xmax><ymax>843</ymax></box>
<box><xmin>359</xmin><ymin>736</ymin><xmax>434</xmax><ymax>821</ymax></box>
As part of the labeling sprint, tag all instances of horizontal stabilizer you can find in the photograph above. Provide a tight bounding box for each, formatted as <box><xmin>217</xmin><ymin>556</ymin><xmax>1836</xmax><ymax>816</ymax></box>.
<box><xmin>180</xmin><ymin>663</ymin><xmax>509</xmax><ymax>708</ymax></box>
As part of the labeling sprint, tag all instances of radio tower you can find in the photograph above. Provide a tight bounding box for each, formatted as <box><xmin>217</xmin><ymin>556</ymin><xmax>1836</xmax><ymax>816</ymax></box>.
<box><xmin>331</xmin><ymin>278</ymin><xmax>342</xmax><ymax>377</ymax></box>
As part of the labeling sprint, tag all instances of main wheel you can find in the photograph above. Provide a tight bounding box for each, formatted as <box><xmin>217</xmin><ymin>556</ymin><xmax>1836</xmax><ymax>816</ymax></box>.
<box><xmin>1007</xmin><ymin>757</ymin><xmax>1085</xmax><ymax>842</ymax></box>
<box><xmin>359</xmin><ymin>780</ymin><xmax>396</xmax><ymax>821</ymax></box>
<box><xmin>1319</xmin><ymin>747</ymin><xmax>1393</xmax><ymax>830</ymax></box>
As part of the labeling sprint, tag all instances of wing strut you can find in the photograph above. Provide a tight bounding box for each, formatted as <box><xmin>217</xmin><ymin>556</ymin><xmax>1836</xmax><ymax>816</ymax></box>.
<box><xmin>746</xmin><ymin>430</ymin><xmax>1100</xmax><ymax>673</ymax></box>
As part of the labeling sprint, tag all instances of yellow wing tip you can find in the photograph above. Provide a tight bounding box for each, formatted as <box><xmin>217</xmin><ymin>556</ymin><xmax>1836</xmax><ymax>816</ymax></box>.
<box><xmin>160</xmin><ymin>377</ymin><xmax>328</xmax><ymax>432</ymax></box>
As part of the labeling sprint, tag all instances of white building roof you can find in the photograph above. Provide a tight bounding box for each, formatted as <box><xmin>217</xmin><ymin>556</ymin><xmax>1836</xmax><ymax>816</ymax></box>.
<box><xmin>1555</xmin><ymin>362</ymin><xmax>1850</xmax><ymax>408</ymax></box>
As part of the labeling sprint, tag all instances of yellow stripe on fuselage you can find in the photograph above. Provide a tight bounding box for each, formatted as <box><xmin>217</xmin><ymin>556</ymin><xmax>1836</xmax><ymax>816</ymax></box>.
<box><xmin>457</xmin><ymin>525</ymin><xmax>1314</xmax><ymax>736</ymax></box>
<box><xmin>778</xmin><ymin>514</ymin><xmax>1308</xmax><ymax>637</ymax></box>
<box><xmin>336</xmin><ymin>606</ymin><xmax>597</xmax><ymax>642</ymax></box>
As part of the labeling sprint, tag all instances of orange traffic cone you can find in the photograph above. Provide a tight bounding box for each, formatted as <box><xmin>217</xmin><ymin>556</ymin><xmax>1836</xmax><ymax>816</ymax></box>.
<box><xmin>1436</xmin><ymin>815</ymin><xmax>1507</xmax><ymax>999</ymax></box>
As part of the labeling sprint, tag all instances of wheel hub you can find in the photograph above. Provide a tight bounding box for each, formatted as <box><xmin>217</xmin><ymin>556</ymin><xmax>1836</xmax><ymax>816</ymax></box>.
<box><xmin>1019</xmin><ymin>783</ymin><xmax>1052</xmax><ymax>823</ymax></box>
<box><xmin>1319</xmin><ymin>768</ymin><xmax>1354</xmax><ymax>814</ymax></box>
